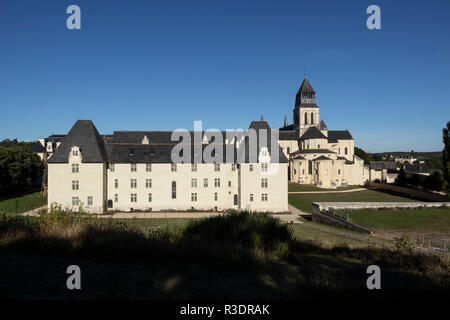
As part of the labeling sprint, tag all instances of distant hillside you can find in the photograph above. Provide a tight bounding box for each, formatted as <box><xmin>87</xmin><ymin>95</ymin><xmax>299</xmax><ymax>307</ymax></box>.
<box><xmin>373</xmin><ymin>151</ymin><xmax>442</xmax><ymax>158</ymax></box>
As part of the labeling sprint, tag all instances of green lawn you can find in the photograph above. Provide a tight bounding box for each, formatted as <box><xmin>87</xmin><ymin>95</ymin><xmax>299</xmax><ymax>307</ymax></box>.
<box><xmin>289</xmin><ymin>222</ymin><xmax>376</xmax><ymax>247</ymax></box>
<box><xmin>344</xmin><ymin>207</ymin><xmax>450</xmax><ymax>242</ymax></box>
<box><xmin>289</xmin><ymin>189</ymin><xmax>416</xmax><ymax>213</ymax></box>
<box><xmin>0</xmin><ymin>192</ymin><xmax>47</xmax><ymax>214</ymax></box>
<box><xmin>288</xmin><ymin>182</ymin><xmax>362</xmax><ymax>192</ymax></box>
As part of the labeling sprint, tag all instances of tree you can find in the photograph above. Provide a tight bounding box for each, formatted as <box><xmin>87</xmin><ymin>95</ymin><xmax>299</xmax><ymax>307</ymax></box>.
<box><xmin>0</xmin><ymin>144</ymin><xmax>44</xmax><ymax>195</ymax></box>
<box><xmin>395</xmin><ymin>168</ymin><xmax>407</xmax><ymax>186</ymax></box>
<box><xmin>443</xmin><ymin>121</ymin><xmax>450</xmax><ymax>192</ymax></box>
<box><xmin>423</xmin><ymin>171</ymin><xmax>443</xmax><ymax>192</ymax></box>
<box><xmin>407</xmin><ymin>174</ymin><xmax>421</xmax><ymax>188</ymax></box>
<box><xmin>354</xmin><ymin>147</ymin><xmax>369</xmax><ymax>164</ymax></box>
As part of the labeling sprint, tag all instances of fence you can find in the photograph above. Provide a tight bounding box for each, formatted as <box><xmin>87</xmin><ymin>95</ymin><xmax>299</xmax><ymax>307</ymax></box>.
<box><xmin>415</xmin><ymin>235</ymin><xmax>449</xmax><ymax>254</ymax></box>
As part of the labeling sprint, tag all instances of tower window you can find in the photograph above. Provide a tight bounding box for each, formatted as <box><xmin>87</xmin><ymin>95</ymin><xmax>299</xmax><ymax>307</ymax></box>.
<box><xmin>345</xmin><ymin>147</ymin><xmax>348</xmax><ymax>155</ymax></box>
<box><xmin>304</xmin><ymin>113</ymin><xmax>308</xmax><ymax>125</ymax></box>
<box><xmin>311</xmin><ymin>112</ymin><xmax>314</xmax><ymax>124</ymax></box>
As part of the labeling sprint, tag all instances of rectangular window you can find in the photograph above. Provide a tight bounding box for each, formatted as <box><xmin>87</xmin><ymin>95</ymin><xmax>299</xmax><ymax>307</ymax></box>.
<box><xmin>232</xmin><ymin>163</ymin><xmax>236</xmax><ymax>171</ymax></box>
<box><xmin>191</xmin><ymin>193</ymin><xmax>197</xmax><ymax>202</ymax></box>
<box><xmin>72</xmin><ymin>180</ymin><xmax>79</xmax><ymax>190</ymax></box>
<box><xmin>261</xmin><ymin>178</ymin><xmax>268</xmax><ymax>188</ymax></box>
<box><xmin>146</xmin><ymin>163</ymin><xmax>152</xmax><ymax>172</ymax></box>
<box><xmin>171</xmin><ymin>163</ymin><xmax>177</xmax><ymax>172</ymax></box>
<box><xmin>214</xmin><ymin>178</ymin><xmax>220</xmax><ymax>187</ymax></box>
<box><xmin>214</xmin><ymin>163</ymin><xmax>220</xmax><ymax>171</ymax></box>
<box><xmin>114</xmin><ymin>179</ymin><xmax>118</xmax><ymax>189</ymax></box>
<box><xmin>131</xmin><ymin>163</ymin><xmax>137</xmax><ymax>172</ymax></box>
<box><xmin>130</xmin><ymin>179</ymin><xmax>137</xmax><ymax>188</ymax></box>
<box><xmin>72</xmin><ymin>150</ymin><xmax>78</xmax><ymax>156</ymax></box>
<box><xmin>172</xmin><ymin>181</ymin><xmax>176</xmax><ymax>199</ymax></box>
<box><xmin>114</xmin><ymin>194</ymin><xmax>118</xmax><ymax>202</ymax></box>
<box><xmin>148</xmin><ymin>193</ymin><xmax>152</xmax><ymax>202</ymax></box>
<box><xmin>214</xmin><ymin>192</ymin><xmax>218</xmax><ymax>201</ymax></box>
<box><xmin>109</xmin><ymin>163</ymin><xmax>115</xmax><ymax>172</ymax></box>
<box><xmin>249</xmin><ymin>164</ymin><xmax>253</xmax><ymax>172</ymax></box>
<box><xmin>191</xmin><ymin>178</ymin><xmax>197</xmax><ymax>188</ymax></box>
<box><xmin>250</xmin><ymin>194</ymin><xmax>253</xmax><ymax>202</ymax></box>
<box><xmin>72</xmin><ymin>164</ymin><xmax>79</xmax><ymax>173</ymax></box>
<box><xmin>228</xmin><ymin>181</ymin><xmax>231</xmax><ymax>187</ymax></box>
<box><xmin>261</xmin><ymin>163</ymin><xmax>268</xmax><ymax>172</ymax></box>
<box><xmin>72</xmin><ymin>197</ymin><xmax>79</xmax><ymax>206</ymax></box>
<box><xmin>146</xmin><ymin>179</ymin><xmax>152</xmax><ymax>188</ymax></box>
<box><xmin>203</xmin><ymin>178</ymin><xmax>208</xmax><ymax>187</ymax></box>
<box><xmin>131</xmin><ymin>193</ymin><xmax>137</xmax><ymax>203</ymax></box>
<box><xmin>191</xmin><ymin>164</ymin><xmax>197</xmax><ymax>172</ymax></box>
<box><xmin>87</xmin><ymin>196</ymin><xmax>93</xmax><ymax>206</ymax></box>
<box><xmin>261</xmin><ymin>194</ymin><xmax>268</xmax><ymax>201</ymax></box>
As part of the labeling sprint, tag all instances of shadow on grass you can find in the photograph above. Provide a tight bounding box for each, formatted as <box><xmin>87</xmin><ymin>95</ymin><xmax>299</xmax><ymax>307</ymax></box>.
<box><xmin>0</xmin><ymin>212</ymin><xmax>448</xmax><ymax>299</ymax></box>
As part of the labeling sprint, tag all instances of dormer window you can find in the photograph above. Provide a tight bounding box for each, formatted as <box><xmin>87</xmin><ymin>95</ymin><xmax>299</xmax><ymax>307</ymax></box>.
<box><xmin>72</xmin><ymin>149</ymin><xmax>78</xmax><ymax>156</ymax></box>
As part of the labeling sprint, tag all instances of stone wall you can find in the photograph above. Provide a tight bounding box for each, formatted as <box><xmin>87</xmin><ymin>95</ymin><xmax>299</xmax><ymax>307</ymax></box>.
<box><xmin>311</xmin><ymin>203</ymin><xmax>372</xmax><ymax>234</ymax></box>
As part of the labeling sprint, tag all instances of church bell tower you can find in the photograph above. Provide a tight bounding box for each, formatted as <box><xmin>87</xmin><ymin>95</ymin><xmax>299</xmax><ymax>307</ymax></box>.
<box><xmin>293</xmin><ymin>77</ymin><xmax>320</xmax><ymax>136</ymax></box>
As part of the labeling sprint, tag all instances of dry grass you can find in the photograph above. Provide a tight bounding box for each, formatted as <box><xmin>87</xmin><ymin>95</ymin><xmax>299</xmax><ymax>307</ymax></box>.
<box><xmin>0</xmin><ymin>208</ymin><xmax>449</xmax><ymax>299</ymax></box>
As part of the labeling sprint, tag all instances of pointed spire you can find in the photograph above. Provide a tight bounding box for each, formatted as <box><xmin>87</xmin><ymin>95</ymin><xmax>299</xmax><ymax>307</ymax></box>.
<box><xmin>284</xmin><ymin>115</ymin><xmax>288</xmax><ymax>127</ymax></box>
<box><xmin>261</xmin><ymin>114</ymin><xmax>264</xmax><ymax>121</ymax></box>
<box><xmin>297</xmin><ymin>77</ymin><xmax>315</xmax><ymax>94</ymax></box>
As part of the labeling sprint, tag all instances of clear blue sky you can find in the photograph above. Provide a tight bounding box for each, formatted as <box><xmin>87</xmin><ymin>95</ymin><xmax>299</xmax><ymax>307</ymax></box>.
<box><xmin>0</xmin><ymin>0</ymin><xmax>449</xmax><ymax>152</ymax></box>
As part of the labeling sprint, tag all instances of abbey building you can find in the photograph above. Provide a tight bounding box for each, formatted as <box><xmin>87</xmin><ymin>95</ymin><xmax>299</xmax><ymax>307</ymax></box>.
<box><xmin>278</xmin><ymin>78</ymin><xmax>367</xmax><ymax>188</ymax></box>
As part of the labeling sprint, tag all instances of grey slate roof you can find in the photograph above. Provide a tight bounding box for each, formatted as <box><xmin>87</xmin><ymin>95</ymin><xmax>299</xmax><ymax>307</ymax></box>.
<box><xmin>278</xmin><ymin>130</ymin><xmax>298</xmax><ymax>140</ymax></box>
<box><xmin>370</xmin><ymin>161</ymin><xmax>398</xmax><ymax>171</ymax></box>
<box><xmin>49</xmin><ymin>119</ymin><xmax>288</xmax><ymax>164</ymax></box>
<box><xmin>404</xmin><ymin>163</ymin><xmax>430</xmax><ymax>174</ymax></box>
<box><xmin>291</xmin><ymin>149</ymin><xmax>335</xmax><ymax>155</ymax></box>
<box><xmin>300</xmin><ymin>127</ymin><xmax>327</xmax><ymax>140</ymax></box>
<box><xmin>314</xmin><ymin>155</ymin><xmax>331</xmax><ymax>161</ymax></box>
<box><xmin>279</xmin><ymin>124</ymin><xmax>294</xmax><ymax>131</ymax></box>
<box><xmin>297</xmin><ymin>77</ymin><xmax>315</xmax><ymax>94</ymax></box>
<box><xmin>328</xmin><ymin>130</ymin><xmax>353</xmax><ymax>140</ymax></box>
<box><xmin>48</xmin><ymin>120</ymin><xmax>108</xmax><ymax>163</ymax></box>
<box><xmin>30</xmin><ymin>141</ymin><xmax>45</xmax><ymax>153</ymax></box>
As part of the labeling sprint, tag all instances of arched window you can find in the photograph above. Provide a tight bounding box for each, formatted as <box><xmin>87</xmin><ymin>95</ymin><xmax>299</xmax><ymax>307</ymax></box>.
<box><xmin>311</xmin><ymin>112</ymin><xmax>314</xmax><ymax>124</ymax></box>
<box><xmin>304</xmin><ymin>113</ymin><xmax>308</xmax><ymax>125</ymax></box>
<box><xmin>345</xmin><ymin>147</ymin><xmax>348</xmax><ymax>155</ymax></box>
<box><xmin>308</xmin><ymin>160</ymin><xmax>313</xmax><ymax>175</ymax></box>
<box><xmin>171</xmin><ymin>181</ymin><xmax>176</xmax><ymax>199</ymax></box>
<box><xmin>234</xmin><ymin>194</ymin><xmax>238</xmax><ymax>206</ymax></box>
<box><xmin>287</xmin><ymin>147</ymin><xmax>290</xmax><ymax>155</ymax></box>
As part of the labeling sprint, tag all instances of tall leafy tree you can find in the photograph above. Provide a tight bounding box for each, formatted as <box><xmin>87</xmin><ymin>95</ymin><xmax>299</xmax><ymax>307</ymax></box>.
<box><xmin>443</xmin><ymin>121</ymin><xmax>450</xmax><ymax>192</ymax></box>
<box><xmin>0</xmin><ymin>140</ymin><xmax>44</xmax><ymax>195</ymax></box>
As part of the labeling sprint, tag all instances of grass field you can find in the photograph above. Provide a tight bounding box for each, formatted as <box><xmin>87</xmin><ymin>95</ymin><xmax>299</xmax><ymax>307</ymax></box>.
<box><xmin>0</xmin><ymin>192</ymin><xmax>47</xmax><ymax>214</ymax></box>
<box><xmin>0</xmin><ymin>211</ymin><xmax>448</xmax><ymax>299</ymax></box>
<box><xmin>101</xmin><ymin>217</ymin><xmax>384</xmax><ymax>248</ymax></box>
<box><xmin>289</xmin><ymin>189</ymin><xmax>417</xmax><ymax>213</ymax></box>
<box><xmin>288</xmin><ymin>182</ymin><xmax>362</xmax><ymax>192</ymax></box>
<box><xmin>344</xmin><ymin>207</ymin><xmax>450</xmax><ymax>242</ymax></box>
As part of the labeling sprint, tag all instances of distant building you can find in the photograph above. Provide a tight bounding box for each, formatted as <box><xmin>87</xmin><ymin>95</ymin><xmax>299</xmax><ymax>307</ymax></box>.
<box><xmin>29</xmin><ymin>135</ymin><xmax>65</xmax><ymax>161</ymax></box>
<box><xmin>404</xmin><ymin>163</ymin><xmax>430</xmax><ymax>176</ymax></box>
<box><xmin>394</xmin><ymin>154</ymin><xmax>417</xmax><ymax>164</ymax></box>
<box><xmin>369</xmin><ymin>161</ymin><xmax>399</xmax><ymax>183</ymax></box>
